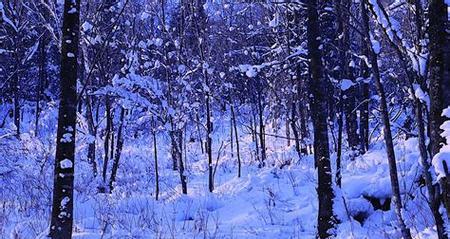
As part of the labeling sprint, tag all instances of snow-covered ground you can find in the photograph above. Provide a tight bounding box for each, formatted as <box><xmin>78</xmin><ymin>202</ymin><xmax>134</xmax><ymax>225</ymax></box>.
<box><xmin>0</xmin><ymin>103</ymin><xmax>447</xmax><ymax>238</ymax></box>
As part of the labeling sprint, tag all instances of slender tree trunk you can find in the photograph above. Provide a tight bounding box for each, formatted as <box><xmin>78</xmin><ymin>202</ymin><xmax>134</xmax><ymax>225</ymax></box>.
<box><xmin>257</xmin><ymin>94</ymin><xmax>266</xmax><ymax>167</ymax></box>
<box><xmin>361</xmin><ymin>2</ymin><xmax>412</xmax><ymax>238</ymax></box>
<box><xmin>85</xmin><ymin>60</ymin><xmax>98</xmax><ymax>177</ymax></box>
<box><xmin>336</xmin><ymin>98</ymin><xmax>343</xmax><ymax>187</ymax></box>
<box><xmin>196</xmin><ymin>113</ymin><xmax>204</xmax><ymax>154</ymax></box>
<box><xmin>336</xmin><ymin>0</ymin><xmax>359</xmax><ymax>152</ymax></box>
<box><xmin>415</xmin><ymin>100</ymin><xmax>448</xmax><ymax>239</ymax></box>
<box><xmin>286</xmin><ymin>118</ymin><xmax>291</xmax><ymax>147</ymax></box>
<box><xmin>206</xmin><ymin>79</ymin><xmax>214</xmax><ymax>192</ymax></box>
<box><xmin>290</xmin><ymin>102</ymin><xmax>302</xmax><ymax>159</ymax></box>
<box><xmin>231</xmin><ymin>104</ymin><xmax>241</xmax><ymax>178</ymax></box>
<box><xmin>13</xmin><ymin>43</ymin><xmax>20</xmax><ymax>137</ymax></box>
<box><xmin>306</xmin><ymin>0</ymin><xmax>335</xmax><ymax>236</ymax></box>
<box><xmin>171</xmin><ymin>121</ymin><xmax>187</xmax><ymax>194</ymax></box>
<box><xmin>230</xmin><ymin>110</ymin><xmax>234</xmax><ymax>158</ymax></box>
<box><xmin>152</xmin><ymin>122</ymin><xmax>159</xmax><ymax>200</ymax></box>
<box><xmin>49</xmin><ymin>0</ymin><xmax>80</xmax><ymax>237</ymax></box>
<box><xmin>35</xmin><ymin>37</ymin><xmax>46</xmax><ymax>137</ymax></box>
<box><xmin>358</xmin><ymin>3</ymin><xmax>370</xmax><ymax>153</ymax></box>
<box><xmin>109</xmin><ymin>107</ymin><xmax>125</xmax><ymax>193</ymax></box>
<box><xmin>101</xmin><ymin>97</ymin><xmax>112</xmax><ymax>190</ymax></box>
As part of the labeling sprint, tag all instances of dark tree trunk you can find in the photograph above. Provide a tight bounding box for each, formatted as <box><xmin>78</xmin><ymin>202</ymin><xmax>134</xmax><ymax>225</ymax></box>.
<box><xmin>206</xmin><ymin>77</ymin><xmax>214</xmax><ymax>192</ymax></box>
<box><xmin>171</xmin><ymin>121</ymin><xmax>187</xmax><ymax>194</ymax></box>
<box><xmin>109</xmin><ymin>107</ymin><xmax>125</xmax><ymax>193</ymax></box>
<box><xmin>336</xmin><ymin>98</ymin><xmax>343</xmax><ymax>188</ymax></box>
<box><xmin>152</xmin><ymin>120</ymin><xmax>159</xmax><ymax>200</ymax></box>
<box><xmin>35</xmin><ymin>37</ymin><xmax>46</xmax><ymax>137</ymax></box>
<box><xmin>361</xmin><ymin>2</ymin><xmax>412</xmax><ymax>238</ymax></box>
<box><xmin>13</xmin><ymin>42</ymin><xmax>20</xmax><ymax>137</ymax></box>
<box><xmin>86</xmin><ymin>98</ymin><xmax>97</xmax><ymax>177</ymax></box>
<box><xmin>429</xmin><ymin>0</ymin><xmax>450</xmax><ymax>158</ymax></box>
<box><xmin>358</xmin><ymin>0</ymin><xmax>371</xmax><ymax>153</ymax></box>
<box><xmin>257</xmin><ymin>93</ymin><xmax>266</xmax><ymax>167</ymax></box>
<box><xmin>428</xmin><ymin>0</ymin><xmax>450</xmax><ymax>225</ymax></box>
<box><xmin>102</xmin><ymin>97</ymin><xmax>112</xmax><ymax>184</ymax></box>
<box><xmin>336</xmin><ymin>0</ymin><xmax>359</xmax><ymax>152</ymax></box>
<box><xmin>231</xmin><ymin>104</ymin><xmax>241</xmax><ymax>178</ymax></box>
<box><xmin>290</xmin><ymin>102</ymin><xmax>302</xmax><ymax>159</ymax></box>
<box><xmin>49</xmin><ymin>0</ymin><xmax>80</xmax><ymax>237</ymax></box>
<box><xmin>306</xmin><ymin>0</ymin><xmax>335</xmax><ymax>237</ymax></box>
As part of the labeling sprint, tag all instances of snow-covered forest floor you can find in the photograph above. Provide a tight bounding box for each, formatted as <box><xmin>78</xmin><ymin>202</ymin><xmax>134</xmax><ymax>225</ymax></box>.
<box><xmin>0</xmin><ymin>103</ymin><xmax>447</xmax><ymax>238</ymax></box>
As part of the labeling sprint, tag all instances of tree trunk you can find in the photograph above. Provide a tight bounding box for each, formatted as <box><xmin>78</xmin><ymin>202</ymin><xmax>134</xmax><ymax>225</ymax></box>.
<box><xmin>306</xmin><ymin>0</ymin><xmax>335</xmax><ymax>237</ymax></box>
<box><xmin>101</xmin><ymin>97</ymin><xmax>112</xmax><ymax>191</ymax></box>
<box><xmin>49</xmin><ymin>0</ymin><xmax>80</xmax><ymax>237</ymax></box>
<box><xmin>361</xmin><ymin>2</ymin><xmax>412</xmax><ymax>238</ymax></box>
<box><xmin>290</xmin><ymin>102</ymin><xmax>302</xmax><ymax>159</ymax></box>
<box><xmin>231</xmin><ymin>104</ymin><xmax>241</xmax><ymax>178</ymax></box>
<box><xmin>206</xmin><ymin>78</ymin><xmax>214</xmax><ymax>192</ymax></box>
<box><xmin>336</xmin><ymin>0</ymin><xmax>359</xmax><ymax>152</ymax></box>
<box><xmin>152</xmin><ymin>121</ymin><xmax>159</xmax><ymax>200</ymax></box>
<box><xmin>336</xmin><ymin>97</ymin><xmax>343</xmax><ymax>188</ymax></box>
<box><xmin>35</xmin><ymin>37</ymin><xmax>46</xmax><ymax>137</ymax></box>
<box><xmin>257</xmin><ymin>94</ymin><xmax>266</xmax><ymax>167</ymax></box>
<box><xmin>109</xmin><ymin>107</ymin><xmax>125</xmax><ymax>193</ymax></box>
<box><xmin>171</xmin><ymin>122</ymin><xmax>187</xmax><ymax>194</ymax></box>
<box><xmin>428</xmin><ymin>0</ymin><xmax>450</xmax><ymax>227</ymax></box>
<box><xmin>13</xmin><ymin>42</ymin><xmax>20</xmax><ymax>137</ymax></box>
<box><xmin>86</xmin><ymin>100</ymin><xmax>97</xmax><ymax>177</ymax></box>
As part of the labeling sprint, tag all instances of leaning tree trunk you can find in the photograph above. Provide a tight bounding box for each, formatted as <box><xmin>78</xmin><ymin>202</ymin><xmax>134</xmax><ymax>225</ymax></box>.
<box><xmin>49</xmin><ymin>0</ymin><xmax>80</xmax><ymax>237</ymax></box>
<box><xmin>361</xmin><ymin>1</ymin><xmax>412</xmax><ymax>238</ymax></box>
<box><xmin>306</xmin><ymin>0</ymin><xmax>335</xmax><ymax>237</ymax></box>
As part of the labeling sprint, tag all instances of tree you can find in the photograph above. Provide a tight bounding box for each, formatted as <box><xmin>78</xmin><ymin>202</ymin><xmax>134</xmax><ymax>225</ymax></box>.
<box><xmin>361</xmin><ymin>1</ymin><xmax>412</xmax><ymax>238</ymax></box>
<box><xmin>306</xmin><ymin>0</ymin><xmax>335</xmax><ymax>237</ymax></box>
<box><xmin>428</xmin><ymin>0</ymin><xmax>450</xmax><ymax>222</ymax></box>
<box><xmin>49</xmin><ymin>0</ymin><xmax>80</xmax><ymax>238</ymax></box>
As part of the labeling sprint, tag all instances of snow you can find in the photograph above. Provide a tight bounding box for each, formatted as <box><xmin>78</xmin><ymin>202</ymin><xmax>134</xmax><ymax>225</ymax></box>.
<box><xmin>340</xmin><ymin>79</ymin><xmax>354</xmax><ymax>91</ymax></box>
<box><xmin>67</xmin><ymin>8</ymin><xmax>77</xmax><ymax>14</ymax></box>
<box><xmin>60</xmin><ymin>132</ymin><xmax>73</xmax><ymax>142</ymax></box>
<box><xmin>432</xmin><ymin>106</ymin><xmax>450</xmax><ymax>180</ymax></box>
<box><xmin>81</xmin><ymin>22</ymin><xmax>93</xmax><ymax>32</ymax></box>
<box><xmin>60</xmin><ymin>158</ymin><xmax>73</xmax><ymax>169</ymax></box>
<box><xmin>238</xmin><ymin>64</ymin><xmax>258</xmax><ymax>78</ymax></box>
<box><xmin>413</xmin><ymin>84</ymin><xmax>430</xmax><ymax>109</ymax></box>
<box><xmin>0</xmin><ymin>104</ymin><xmax>442</xmax><ymax>238</ymax></box>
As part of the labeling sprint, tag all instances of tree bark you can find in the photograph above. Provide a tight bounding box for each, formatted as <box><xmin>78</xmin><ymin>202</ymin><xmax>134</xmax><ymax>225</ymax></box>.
<box><xmin>49</xmin><ymin>0</ymin><xmax>80</xmax><ymax>237</ymax></box>
<box><xmin>361</xmin><ymin>2</ymin><xmax>412</xmax><ymax>238</ymax></box>
<box><xmin>428</xmin><ymin>0</ymin><xmax>450</xmax><ymax>226</ymax></box>
<box><xmin>152</xmin><ymin>120</ymin><xmax>160</xmax><ymax>200</ymax></box>
<box><xmin>35</xmin><ymin>37</ymin><xmax>46</xmax><ymax>137</ymax></box>
<box><xmin>231</xmin><ymin>104</ymin><xmax>241</xmax><ymax>178</ymax></box>
<box><xmin>306</xmin><ymin>0</ymin><xmax>336</xmax><ymax>237</ymax></box>
<box><xmin>109</xmin><ymin>107</ymin><xmax>125</xmax><ymax>193</ymax></box>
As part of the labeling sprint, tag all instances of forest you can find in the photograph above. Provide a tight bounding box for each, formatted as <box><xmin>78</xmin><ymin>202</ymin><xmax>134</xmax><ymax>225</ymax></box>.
<box><xmin>0</xmin><ymin>0</ymin><xmax>449</xmax><ymax>238</ymax></box>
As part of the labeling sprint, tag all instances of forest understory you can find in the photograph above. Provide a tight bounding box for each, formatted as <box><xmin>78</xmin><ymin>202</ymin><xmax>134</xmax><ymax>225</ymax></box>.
<box><xmin>0</xmin><ymin>103</ymin><xmax>449</xmax><ymax>238</ymax></box>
